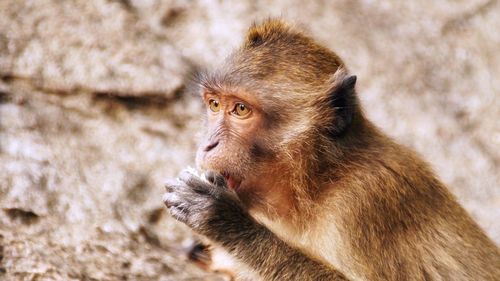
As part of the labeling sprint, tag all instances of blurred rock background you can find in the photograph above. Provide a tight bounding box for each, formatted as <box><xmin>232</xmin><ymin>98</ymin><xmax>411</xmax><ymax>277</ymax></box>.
<box><xmin>0</xmin><ymin>0</ymin><xmax>498</xmax><ymax>280</ymax></box>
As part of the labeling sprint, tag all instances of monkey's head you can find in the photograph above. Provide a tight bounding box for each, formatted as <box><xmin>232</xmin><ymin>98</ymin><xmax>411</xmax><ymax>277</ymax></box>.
<box><xmin>195</xmin><ymin>19</ymin><xmax>359</xmax><ymax>204</ymax></box>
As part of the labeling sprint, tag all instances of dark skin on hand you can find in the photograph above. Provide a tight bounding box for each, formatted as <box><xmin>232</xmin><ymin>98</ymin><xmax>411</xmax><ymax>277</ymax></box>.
<box><xmin>164</xmin><ymin>19</ymin><xmax>500</xmax><ymax>281</ymax></box>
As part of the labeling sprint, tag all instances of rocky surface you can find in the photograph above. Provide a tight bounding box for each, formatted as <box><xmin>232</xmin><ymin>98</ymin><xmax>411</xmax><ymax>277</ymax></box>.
<box><xmin>1</xmin><ymin>0</ymin><xmax>499</xmax><ymax>280</ymax></box>
<box><xmin>0</xmin><ymin>0</ymin><xmax>189</xmax><ymax>96</ymax></box>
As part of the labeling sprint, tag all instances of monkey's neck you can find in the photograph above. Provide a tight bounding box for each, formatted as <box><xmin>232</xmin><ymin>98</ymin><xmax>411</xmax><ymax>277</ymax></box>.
<box><xmin>279</xmin><ymin>117</ymin><xmax>388</xmax><ymax>223</ymax></box>
<box><xmin>249</xmin><ymin>116</ymin><xmax>389</xmax><ymax>232</ymax></box>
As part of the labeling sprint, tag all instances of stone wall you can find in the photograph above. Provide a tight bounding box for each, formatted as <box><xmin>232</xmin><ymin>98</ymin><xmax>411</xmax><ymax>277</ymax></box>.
<box><xmin>1</xmin><ymin>0</ymin><xmax>498</xmax><ymax>280</ymax></box>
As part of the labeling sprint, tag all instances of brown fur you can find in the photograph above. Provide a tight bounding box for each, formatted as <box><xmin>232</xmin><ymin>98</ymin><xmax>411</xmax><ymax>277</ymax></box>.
<box><xmin>185</xmin><ymin>19</ymin><xmax>500</xmax><ymax>280</ymax></box>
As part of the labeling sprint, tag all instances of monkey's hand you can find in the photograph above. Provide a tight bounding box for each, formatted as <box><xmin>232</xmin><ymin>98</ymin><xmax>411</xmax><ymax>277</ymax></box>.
<box><xmin>163</xmin><ymin>169</ymin><xmax>248</xmax><ymax>238</ymax></box>
<box><xmin>163</xmin><ymin>169</ymin><xmax>349</xmax><ymax>281</ymax></box>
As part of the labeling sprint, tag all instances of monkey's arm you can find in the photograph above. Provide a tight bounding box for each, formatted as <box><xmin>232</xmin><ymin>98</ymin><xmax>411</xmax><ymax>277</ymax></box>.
<box><xmin>163</xmin><ymin>170</ymin><xmax>349</xmax><ymax>281</ymax></box>
<box><xmin>218</xmin><ymin>214</ymin><xmax>348</xmax><ymax>281</ymax></box>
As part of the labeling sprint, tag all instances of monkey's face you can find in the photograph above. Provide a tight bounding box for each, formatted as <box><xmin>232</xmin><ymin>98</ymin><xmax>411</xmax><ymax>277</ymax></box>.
<box><xmin>195</xmin><ymin>89</ymin><xmax>275</xmax><ymax>195</ymax></box>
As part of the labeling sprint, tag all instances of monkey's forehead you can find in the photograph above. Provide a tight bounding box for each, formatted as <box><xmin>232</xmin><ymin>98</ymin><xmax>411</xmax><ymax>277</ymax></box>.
<box><xmin>198</xmin><ymin>63</ymin><xmax>333</xmax><ymax>104</ymax></box>
<box><xmin>198</xmin><ymin>68</ymin><xmax>302</xmax><ymax>100</ymax></box>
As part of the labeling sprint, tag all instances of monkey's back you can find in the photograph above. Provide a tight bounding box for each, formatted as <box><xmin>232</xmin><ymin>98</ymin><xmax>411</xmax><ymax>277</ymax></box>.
<box><xmin>325</xmin><ymin>136</ymin><xmax>500</xmax><ymax>281</ymax></box>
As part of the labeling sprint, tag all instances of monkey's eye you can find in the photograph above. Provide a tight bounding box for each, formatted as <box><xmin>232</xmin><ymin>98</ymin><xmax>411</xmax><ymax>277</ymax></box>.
<box><xmin>208</xmin><ymin>99</ymin><xmax>221</xmax><ymax>112</ymax></box>
<box><xmin>233</xmin><ymin>102</ymin><xmax>251</xmax><ymax>117</ymax></box>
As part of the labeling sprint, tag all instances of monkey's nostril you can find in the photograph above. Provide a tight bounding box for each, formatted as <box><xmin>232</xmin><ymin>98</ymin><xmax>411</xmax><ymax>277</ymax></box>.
<box><xmin>204</xmin><ymin>140</ymin><xmax>219</xmax><ymax>152</ymax></box>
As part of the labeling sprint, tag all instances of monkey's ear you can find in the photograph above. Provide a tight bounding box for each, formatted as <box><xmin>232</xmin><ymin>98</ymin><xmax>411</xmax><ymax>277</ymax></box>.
<box><xmin>327</xmin><ymin>71</ymin><xmax>357</xmax><ymax>136</ymax></box>
<box><xmin>342</xmin><ymin>75</ymin><xmax>357</xmax><ymax>91</ymax></box>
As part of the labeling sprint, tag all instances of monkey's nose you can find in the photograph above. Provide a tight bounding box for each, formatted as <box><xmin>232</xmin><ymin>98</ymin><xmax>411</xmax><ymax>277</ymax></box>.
<box><xmin>204</xmin><ymin>140</ymin><xmax>219</xmax><ymax>152</ymax></box>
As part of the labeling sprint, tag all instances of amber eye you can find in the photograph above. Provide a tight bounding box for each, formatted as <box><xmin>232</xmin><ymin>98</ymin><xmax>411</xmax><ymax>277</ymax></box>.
<box><xmin>233</xmin><ymin>102</ymin><xmax>251</xmax><ymax>117</ymax></box>
<box><xmin>209</xmin><ymin>99</ymin><xmax>220</xmax><ymax>112</ymax></box>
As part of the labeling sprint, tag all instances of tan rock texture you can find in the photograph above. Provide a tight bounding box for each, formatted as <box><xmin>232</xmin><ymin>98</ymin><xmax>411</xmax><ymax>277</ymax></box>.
<box><xmin>1</xmin><ymin>0</ymin><xmax>499</xmax><ymax>280</ymax></box>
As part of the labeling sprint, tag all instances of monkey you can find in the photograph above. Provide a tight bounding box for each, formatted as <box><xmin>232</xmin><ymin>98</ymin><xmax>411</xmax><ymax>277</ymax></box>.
<box><xmin>163</xmin><ymin>19</ymin><xmax>500</xmax><ymax>281</ymax></box>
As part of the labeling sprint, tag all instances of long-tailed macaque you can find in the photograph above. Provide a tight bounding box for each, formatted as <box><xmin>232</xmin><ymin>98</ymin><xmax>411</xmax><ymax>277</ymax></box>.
<box><xmin>163</xmin><ymin>19</ymin><xmax>500</xmax><ymax>281</ymax></box>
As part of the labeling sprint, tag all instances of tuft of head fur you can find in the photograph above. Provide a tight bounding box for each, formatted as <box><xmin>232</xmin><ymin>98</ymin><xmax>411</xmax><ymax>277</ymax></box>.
<box><xmin>245</xmin><ymin>18</ymin><xmax>294</xmax><ymax>48</ymax></box>
<box><xmin>237</xmin><ymin>18</ymin><xmax>345</xmax><ymax>83</ymax></box>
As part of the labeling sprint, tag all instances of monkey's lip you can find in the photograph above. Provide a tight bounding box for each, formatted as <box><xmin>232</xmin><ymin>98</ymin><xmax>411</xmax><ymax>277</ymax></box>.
<box><xmin>221</xmin><ymin>172</ymin><xmax>242</xmax><ymax>190</ymax></box>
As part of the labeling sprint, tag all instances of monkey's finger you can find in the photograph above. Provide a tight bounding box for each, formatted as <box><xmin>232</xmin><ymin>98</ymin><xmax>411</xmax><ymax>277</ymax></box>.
<box><xmin>205</xmin><ymin>170</ymin><xmax>227</xmax><ymax>188</ymax></box>
<box><xmin>162</xmin><ymin>192</ymin><xmax>185</xmax><ymax>208</ymax></box>
<box><xmin>179</xmin><ymin>170</ymin><xmax>212</xmax><ymax>194</ymax></box>
<box><xmin>164</xmin><ymin>179</ymin><xmax>182</xmax><ymax>192</ymax></box>
<box><xmin>168</xmin><ymin>205</ymin><xmax>189</xmax><ymax>224</ymax></box>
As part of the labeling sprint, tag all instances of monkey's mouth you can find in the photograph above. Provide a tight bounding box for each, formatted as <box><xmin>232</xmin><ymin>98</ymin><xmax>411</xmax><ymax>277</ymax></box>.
<box><xmin>221</xmin><ymin>171</ymin><xmax>242</xmax><ymax>191</ymax></box>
